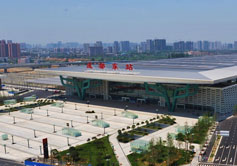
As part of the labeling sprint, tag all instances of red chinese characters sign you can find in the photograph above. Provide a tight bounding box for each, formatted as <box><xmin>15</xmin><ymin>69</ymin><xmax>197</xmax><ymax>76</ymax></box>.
<box><xmin>87</xmin><ymin>62</ymin><xmax>93</xmax><ymax>69</ymax></box>
<box><xmin>98</xmin><ymin>63</ymin><xmax>105</xmax><ymax>69</ymax></box>
<box><xmin>125</xmin><ymin>64</ymin><xmax>133</xmax><ymax>71</ymax></box>
<box><xmin>112</xmin><ymin>63</ymin><xmax>118</xmax><ymax>70</ymax></box>
<box><xmin>86</xmin><ymin>62</ymin><xmax>133</xmax><ymax>71</ymax></box>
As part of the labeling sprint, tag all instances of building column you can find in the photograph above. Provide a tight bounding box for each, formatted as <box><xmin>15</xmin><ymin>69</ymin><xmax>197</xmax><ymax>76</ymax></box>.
<box><xmin>103</xmin><ymin>81</ymin><xmax>109</xmax><ymax>100</ymax></box>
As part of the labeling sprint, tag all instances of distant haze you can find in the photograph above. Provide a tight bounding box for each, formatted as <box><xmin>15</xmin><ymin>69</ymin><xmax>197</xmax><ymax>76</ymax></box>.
<box><xmin>0</xmin><ymin>0</ymin><xmax>237</xmax><ymax>44</ymax></box>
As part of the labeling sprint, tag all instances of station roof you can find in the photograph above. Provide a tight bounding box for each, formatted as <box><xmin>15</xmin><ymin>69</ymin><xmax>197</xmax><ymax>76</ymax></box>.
<box><xmin>37</xmin><ymin>54</ymin><xmax>237</xmax><ymax>85</ymax></box>
<box><xmin>26</xmin><ymin>77</ymin><xmax>62</xmax><ymax>86</ymax></box>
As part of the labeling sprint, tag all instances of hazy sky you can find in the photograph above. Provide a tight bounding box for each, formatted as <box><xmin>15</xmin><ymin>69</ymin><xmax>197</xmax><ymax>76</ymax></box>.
<box><xmin>0</xmin><ymin>0</ymin><xmax>237</xmax><ymax>44</ymax></box>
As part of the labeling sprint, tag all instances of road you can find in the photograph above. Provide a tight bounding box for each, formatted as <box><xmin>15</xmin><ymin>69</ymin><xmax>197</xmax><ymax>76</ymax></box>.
<box><xmin>213</xmin><ymin>116</ymin><xmax>237</xmax><ymax>165</ymax></box>
<box><xmin>0</xmin><ymin>158</ymin><xmax>24</xmax><ymax>166</ymax></box>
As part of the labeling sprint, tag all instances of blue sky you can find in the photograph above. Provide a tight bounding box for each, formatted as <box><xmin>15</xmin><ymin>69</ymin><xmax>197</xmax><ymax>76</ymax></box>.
<box><xmin>0</xmin><ymin>0</ymin><xmax>236</xmax><ymax>44</ymax></box>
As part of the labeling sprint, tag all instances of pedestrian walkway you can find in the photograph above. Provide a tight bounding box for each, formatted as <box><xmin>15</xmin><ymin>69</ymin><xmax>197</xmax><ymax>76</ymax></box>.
<box><xmin>109</xmin><ymin>133</ymin><xmax>131</xmax><ymax>166</ymax></box>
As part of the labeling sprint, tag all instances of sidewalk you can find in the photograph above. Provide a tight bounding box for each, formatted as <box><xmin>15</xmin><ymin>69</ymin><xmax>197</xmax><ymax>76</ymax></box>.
<box><xmin>109</xmin><ymin>133</ymin><xmax>131</xmax><ymax>166</ymax></box>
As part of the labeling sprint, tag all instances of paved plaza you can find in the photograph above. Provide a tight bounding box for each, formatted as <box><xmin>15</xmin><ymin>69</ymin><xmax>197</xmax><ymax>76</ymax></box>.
<box><xmin>0</xmin><ymin>99</ymin><xmax>158</xmax><ymax>161</ymax></box>
<box><xmin>0</xmin><ymin>99</ymin><xmax>199</xmax><ymax>164</ymax></box>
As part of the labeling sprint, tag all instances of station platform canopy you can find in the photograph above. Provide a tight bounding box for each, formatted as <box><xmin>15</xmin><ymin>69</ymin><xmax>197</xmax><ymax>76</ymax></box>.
<box><xmin>62</xmin><ymin>127</ymin><xmax>81</xmax><ymax>137</ymax></box>
<box><xmin>20</xmin><ymin>108</ymin><xmax>34</xmax><ymax>114</ymax></box>
<box><xmin>130</xmin><ymin>139</ymin><xmax>150</xmax><ymax>153</ymax></box>
<box><xmin>91</xmin><ymin>119</ymin><xmax>110</xmax><ymax>128</ymax></box>
<box><xmin>51</xmin><ymin>102</ymin><xmax>64</xmax><ymax>108</ymax></box>
<box><xmin>4</xmin><ymin>99</ymin><xmax>17</xmax><ymax>106</ymax></box>
<box><xmin>121</xmin><ymin>111</ymin><xmax>138</xmax><ymax>119</ymax></box>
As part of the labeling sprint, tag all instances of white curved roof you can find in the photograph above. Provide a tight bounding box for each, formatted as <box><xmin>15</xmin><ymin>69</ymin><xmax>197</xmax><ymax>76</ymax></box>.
<box><xmin>37</xmin><ymin>54</ymin><xmax>237</xmax><ymax>85</ymax></box>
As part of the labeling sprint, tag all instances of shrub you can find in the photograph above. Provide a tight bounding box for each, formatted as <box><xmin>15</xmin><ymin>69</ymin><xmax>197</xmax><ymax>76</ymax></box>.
<box><xmin>132</xmin><ymin>125</ymin><xmax>136</xmax><ymax>129</ymax></box>
<box><xmin>127</xmin><ymin>126</ymin><xmax>130</xmax><ymax>129</ymax></box>
<box><xmin>136</xmin><ymin>123</ymin><xmax>140</xmax><ymax>126</ymax></box>
<box><xmin>141</xmin><ymin>121</ymin><xmax>144</xmax><ymax>124</ymax></box>
<box><xmin>122</xmin><ymin>128</ymin><xmax>125</xmax><ymax>131</ymax></box>
<box><xmin>87</xmin><ymin>138</ymin><xmax>90</xmax><ymax>142</ymax></box>
<box><xmin>118</xmin><ymin>130</ymin><xmax>122</xmax><ymax>135</ymax></box>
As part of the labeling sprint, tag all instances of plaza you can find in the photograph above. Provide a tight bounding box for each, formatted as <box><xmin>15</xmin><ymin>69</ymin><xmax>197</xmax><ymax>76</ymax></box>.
<box><xmin>0</xmin><ymin>98</ymin><xmax>198</xmax><ymax>162</ymax></box>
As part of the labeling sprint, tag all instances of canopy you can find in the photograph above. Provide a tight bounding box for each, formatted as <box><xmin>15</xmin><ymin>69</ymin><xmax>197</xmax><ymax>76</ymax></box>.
<box><xmin>3</xmin><ymin>99</ymin><xmax>17</xmax><ymax>105</ymax></box>
<box><xmin>91</xmin><ymin>119</ymin><xmax>110</xmax><ymax>128</ymax></box>
<box><xmin>62</xmin><ymin>127</ymin><xmax>81</xmax><ymax>137</ymax></box>
<box><xmin>20</xmin><ymin>108</ymin><xmax>34</xmax><ymax>114</ymax></box>
<box><xmin>23</xmin><ymin>95</ymin><xmax>37</xmax><ymax>102</ymax></box>
<box><xmin>121</xmin><ymin>111</ymin><xmax>138</xmax><ymax>119</ymax></box>
<box><xmin>130</xmin><ymin>139</ymin><xmax>149</xmax><ymax>153</ymax></box>
<box><xmin>51</xmin><ymin>102</ymin><xmax>64</xmax><ymax>108</ymax></box>
<box><xmin>176</xmin><ymin>125</ymin><xmax>192</xmax><ymax>134</ymax></box>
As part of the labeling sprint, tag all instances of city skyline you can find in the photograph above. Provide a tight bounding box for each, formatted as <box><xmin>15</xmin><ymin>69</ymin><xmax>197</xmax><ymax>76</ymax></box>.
<box><xmin>1</xmin><ymin>0</ymin><xmax>237</xmax><ymax>44</ymax></box>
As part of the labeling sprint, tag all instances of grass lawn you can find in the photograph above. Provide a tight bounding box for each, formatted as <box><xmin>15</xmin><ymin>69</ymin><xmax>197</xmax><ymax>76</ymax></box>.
<box><xmin>59</xmin><ymin>136</ymin><xmax>119</xmax><ymax>166</ymax></box>
<box><xmin>128</xmin><ymin>148</ymin><xmax>194</xmax><ymax>166</ymax></box>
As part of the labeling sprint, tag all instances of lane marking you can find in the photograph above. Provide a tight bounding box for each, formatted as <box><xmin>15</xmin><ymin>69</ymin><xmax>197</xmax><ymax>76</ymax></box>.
<box><xmin>233</xmin><ymin>144</ymin><xmax>237</xmax><ymax>166</ymax></box>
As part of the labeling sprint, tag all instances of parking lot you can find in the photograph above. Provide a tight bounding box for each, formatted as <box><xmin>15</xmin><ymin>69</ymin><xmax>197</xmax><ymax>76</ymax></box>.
<box><xmin>0</xmin><ymin>100</ymin><xmax>157</xmax><ymax>161</ymax></box>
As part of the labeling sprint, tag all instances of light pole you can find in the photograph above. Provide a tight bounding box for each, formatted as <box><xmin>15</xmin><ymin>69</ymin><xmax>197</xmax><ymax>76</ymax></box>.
<box><xmin>53</xmin><ymin>124</ymin><xmax>56</xmax><ymax>133</ymax></box>
<box><xmin>27</xmin><ymin>139</ymin><xmax>30</xmax><ymax>148</ymax></box>
<box><xmin>75</xmin><ymin>104</ymin><xmax>77</xmax><ymax>110</ymax></box>
<box><xmin>87</xmin><ymin>116</ymin><xmax>89</xmax><ymax>124</ymax></box>
<box><xmin>13</xmin><ymin>116</ymin><xmax>16</xmax><ymax>124</ymax></box>
<box><xmin>87</xmin><ymin>100</ymin><xmax>90</xmax><ymax>107</ymax></box>
<box><xmin>46</xmin><ymin>109</ymin><xmax>49</xmax><ymax>117</ymax></box>
<box><xmin>33</xmin><ymin>129</ymin><xmax>36</xmax><ymax>138</ymax></box>
<box><xmin>71</xmin><ymin>120</ymin><xmax>73</xmax><ymax>128</ymax></box>
<box><xmin>67</xmin><ymin>137</ymin><xmax>70</xmax><ymax>146</ymax></box>
<box><xmin>30</xmin><ymin>113</ymin><xmax>33</xmax><ymax>120</ymax></box>
<box><xmin>3</xmin><ymin>144</ymin><xmax>6</xmax><ymax>154</ymax></box>
<box><xmin>101</xmin><ymin>112</ymin><xmax>103</xmax><ymax>120</ymax></box>
<box><xmin>156</xmin><ymin>109</ymin><xmax>159</xmax><ymax>117</ymax></box>
<box><xmin>114</xmin><ymin>109</ymin><xmax>116</xmax><ymax>116</ymax></box>
<box><xmin>11</xmin><ymin>135</ymin><xmax>14</xmax><ymax>144</ymax></box>
<box><xmin>61</xmin><ymin>106</ymin><xmax>64</xmax><ymax>113</ymax></box>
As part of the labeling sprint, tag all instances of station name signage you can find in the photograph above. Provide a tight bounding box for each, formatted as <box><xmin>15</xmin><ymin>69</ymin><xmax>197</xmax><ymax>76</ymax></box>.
<box><xmin>87</xmin><ymin>62</ymin><xmax>134</xmax><ymax>71</ymax></box>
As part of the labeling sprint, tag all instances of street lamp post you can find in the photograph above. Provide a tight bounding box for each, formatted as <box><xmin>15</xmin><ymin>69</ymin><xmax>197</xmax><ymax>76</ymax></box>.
<box><xmin>87</xmin><ymin>100</ymin><xmax>90</xmax><ymax>107</ymax></box>
<box><xmin>75</xmin><ymin>104</ymin><xmax>77</xmax><ymax>110</ymax></box>
<box><xmin>30</xmin><ymin>113</ymin><xmax>33</xmax><ymax>120</ymax></box>
<box><xmin>87</xmin><ymin>116</ymin><xmax>89</xmax><ymax>124</ymax></box>
<box><xmin>101</xmin><ymin>112</ymin><xmax>103</xmax><ymax>120</ymax></box>
<box><xmin>156</xmin><ymin>109</ymin><xmax>159</xmax><ymax>117</ymax></box>
<box><xmin>47</xmin><ymin>109</ymin><xmax>49</xmax><ymax>117</ymax></box>
<box><xmin>13</xmin><ymin>116</ymin><xmax>16</xmax><ymax>124</ymax></box>
<box><xmin>114</xmin><ymin>109</ymin><xmax>116</xmax><ymax>116</ymax></box>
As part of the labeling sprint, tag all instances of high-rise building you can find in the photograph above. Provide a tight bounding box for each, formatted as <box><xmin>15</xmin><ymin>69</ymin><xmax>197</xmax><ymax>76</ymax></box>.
<box><xmin>140</xmin><ymin>42</ymin><xmax>147</xmax><ymax>53</ymax></box>
<box><xmin>0</xmin><ymin>40</ymin><xmax>20</xmax><ymax>58</ymax></box>
<box><xmin>215</xmin><ymin>41</ymin><xmax>222</xmax><ymax>50</ymax></box>
<box><xmin>234</xmin><ymin>41</ymin><xmax>237</xmax><ymax>50</ymax></box>
<box><xmin>89</xmin><ymin>46</ymin><xmax>103</xmax><ymax>56</ymax></box>
<box><xmin>146</xmin><ymin>39</ymin><xmax>154</xmax><ymax>53</ymax></box>
<box><xmin>113</xmin><ymin>41</ymin><xmax>120</xmax><ymax>54</ymax></box>
<box><xmin>197</xmin><ymin>41</ymin><xmax>202</xmax><ymax>50</ymax></box>
<box><xmin>185</xmin><ymin>41</ymin><xmax>193</xmax><ymax>51</ymax></box>
<box><xmin>107</xmin><ymin>46</ymin><xmax>113</xmax><ymax>54</ymax></box>
<box><xmin>203</xmin><ymin>41</ymin><xmax>209</xmax><ymax>50</ymax></box>
<box><xmin>83</xmin><ymin>43</ymin><xmax>90</xmax><ymax>54</ymax></box>
<box><xmin>0</xmin><ymin>40</ymin><xmax>7</xmax><ymax>57</ymax></box>
<box><xmin>154</xmin><ymin>39</ymin><xmax>166</xmax><ymax>51</ymax></box>
<box><xmin>95</xmin><ymin>41</ymin><xmax>103</xmax><ymax>47</ymax></box>
<box><xmin>120</xmin><ymin>41</ymin><xmax>130</xmax><ymax>52</ymax></box>
<box><xmin>173</xmin><ymin>41</ymin><xmax>185</xmax><ymax>51</ymax></box>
